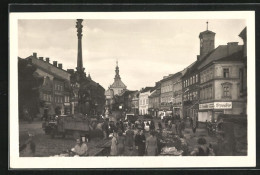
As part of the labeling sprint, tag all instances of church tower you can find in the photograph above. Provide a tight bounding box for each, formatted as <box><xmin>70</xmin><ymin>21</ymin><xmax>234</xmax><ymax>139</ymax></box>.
<box><xmin>106</xmin><ymin>61</ymin><xmax>127</xmax><ymax>96</ymax></box>
<box><xmin>199</xmin><ymin>21</ymin><xmax>215</xmax><ymax>59</ymax></box>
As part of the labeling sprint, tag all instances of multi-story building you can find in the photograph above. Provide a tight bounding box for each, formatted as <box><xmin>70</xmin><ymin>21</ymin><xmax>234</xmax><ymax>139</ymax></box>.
<box><xmin>160</xmin><ymin>74</ymin><xmax>174</xmax><ymax>116</ymax></box>
<box><xmin>24</xmin><ymin>53</ymin><xmax>72</xmax><ymax>115</ymax></box>
<box><xmin>130</xmin><ymin>91</ymin><xmax>139</xmax><ymax>115</ymax></box>
<box><xmin>238</xmin><ymin>27</ymin><xmax>247</xmax><ymax>114</ymax></box>
<box><xmin>160</xmin><ymin>72</ymin><xmax>184</xmax><ymax>117</ymax></box>
<box><xmin>172</xmin><ymin>71</ymin><xmax>184</xmax><ymax>118</ymax></box>
<box><xmin>198</xmin><ymin>31</ymin><xmax>245</xmax><ymax>122</ymax></box>
<box><xmin>139</xmin><ymin>87</ymin><xmax>153</xmax><ymax>115</ymax></box>
<box><xmin>182</xmin><ymin>27</ymin><xmax>216</xmax><ymax>120</ymax></box>
<box><xmin>148</xmin><ymin>82</ymin><xmax>161</xmax><ymax>118</ymax></box>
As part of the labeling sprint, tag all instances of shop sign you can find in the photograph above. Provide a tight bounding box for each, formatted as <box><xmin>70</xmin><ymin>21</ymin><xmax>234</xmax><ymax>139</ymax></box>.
<box><xmin>199</xmin><ymin>103</ymin><xmax>214</xmax><ymax>110</ymax></box>
<box><xmin>64</xmin><ymin>102</ymin><xmax>70</xmax><ymax>106</ymax></box>
<box><xmin>199</xmin><ymin>102</ymin><xmax>232</xmax><ymax>110</ymax></box>
<box><xmin>214</xmin><ymin>102</ymin><xmax>232</xmax><ymax>109</ymax></box>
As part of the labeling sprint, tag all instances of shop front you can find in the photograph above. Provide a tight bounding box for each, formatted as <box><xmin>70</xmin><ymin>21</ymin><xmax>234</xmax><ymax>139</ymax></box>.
<box><xmin>198</xmin><ymin>102</ymin><xmax>232</xmax><ymax>122</ymax></box>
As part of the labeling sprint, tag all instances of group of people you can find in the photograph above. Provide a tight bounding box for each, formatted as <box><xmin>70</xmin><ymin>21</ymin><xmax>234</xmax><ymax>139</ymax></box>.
<box><xmin>110</xmin><ymin>127</ymin><xmax>159</xmax><ymax>156</ymax></box>
<box><xmin>164</xmin><ymin>119</ymin><xmax>186</xmax><ymax>137</ymax></box>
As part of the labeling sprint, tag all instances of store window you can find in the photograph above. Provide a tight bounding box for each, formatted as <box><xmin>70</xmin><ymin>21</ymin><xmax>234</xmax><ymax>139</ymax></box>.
<box><xmin>223</xmin><ymin>68</ymin><xmax>230</xmax><ymax>78</ymax></box>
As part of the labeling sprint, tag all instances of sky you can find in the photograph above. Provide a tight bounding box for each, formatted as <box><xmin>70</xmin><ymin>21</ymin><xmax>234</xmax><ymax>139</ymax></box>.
<box><xmin>18</xmin><ymin>19</ymin><xmax>246</xmax><ymax>90</ymax></box>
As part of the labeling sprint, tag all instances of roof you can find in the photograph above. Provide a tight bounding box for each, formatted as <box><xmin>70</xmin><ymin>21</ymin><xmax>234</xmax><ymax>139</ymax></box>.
<box><xmin>215</xmin><ymin>50</ymin><xmax>243</xmax><ymax>62</ymax></box>
<box><xmin>198</xmin><ymin>44</ymin><xmax>243</xmax><ymax>70</ymax></box>
<box><xmin>161</xmin><ymin>71</ymin><xmax>182</xmax><ymax>83</ymax></box>
<box><xmin>110</xmin><ymin>78</ymin><xmax>126</xmax><ymax>88</ymax></box>
<box><xmin>149</xmin><ymin>88</ymin><xmax>161</xmax><ymax>98</ymax></box>
<box><xmin>199</xmin><ymin>30</ymin><xmax>215</xmax><ymax>37</ymax></box>
<box><xmin>239</xmin><ymin>27</ymin><xmax>247</xmax><ymax>39</ymax></box>
<box><xmin>140</xmin><ymin>87</ymin><xmax>153</xmax><ymax>93</ymax></box>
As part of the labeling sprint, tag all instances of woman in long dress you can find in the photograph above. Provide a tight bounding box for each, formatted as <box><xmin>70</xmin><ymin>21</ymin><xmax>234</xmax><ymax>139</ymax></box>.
<box><xmin>110</xmin><ymin>132</ymin><xmax>118</xmax><ymax>156</ymax></box>
<box><xmin>146</xmin><ymin>131</ymin><xmax>158</xmax><ymax>156</ymax></box>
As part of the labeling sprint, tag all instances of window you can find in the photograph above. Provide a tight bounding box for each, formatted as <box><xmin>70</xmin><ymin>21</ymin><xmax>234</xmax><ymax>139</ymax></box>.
<box><xmin>223</xmin><ymin>68</ymin><xmax>229</xmax><ymax>78</ymax></box>
<box><xmin>196</xmin><ymin>74</ymin><xmax>198</xmax><ymax>83</ymax></box>
<box><xmin>223</xmin><ymin>86</ymin><xmax>230</xmax><ymax>97</ymax></box>
<box><xmin>187</xmin><ymin>79</ymin><xmax>189</xmax><ymax>86</ymax></box>
<box><xmin>209</xmin><ymin>87</ymin><xmax>212</xmax><ymax>99</ymax></box>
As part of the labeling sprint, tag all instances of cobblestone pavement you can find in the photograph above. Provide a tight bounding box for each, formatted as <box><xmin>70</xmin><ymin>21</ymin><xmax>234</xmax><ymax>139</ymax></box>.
<box><xmin>19</xmin><ymin>119</ymin><xmax>217</xmax><ymax>157</ymax></box>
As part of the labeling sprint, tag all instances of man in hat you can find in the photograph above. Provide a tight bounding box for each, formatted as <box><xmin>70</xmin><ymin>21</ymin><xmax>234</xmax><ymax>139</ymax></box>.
<box><xmin>135</xmin><ymin>129</ymin><xmax>146</xmax><ymax>156</ymax></box>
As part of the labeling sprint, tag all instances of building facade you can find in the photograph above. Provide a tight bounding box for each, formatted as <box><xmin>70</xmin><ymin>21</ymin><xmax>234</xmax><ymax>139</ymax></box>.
<box><xmin>25</xmin><ymin>53</ymin><xmax>72</xmax><ymax>116</ymax></box>
<box><xmin>130</xmin><ymin>91</ymin><xmax>139</xmax><ymax>115</ymax></box>
<box><xmin>148</xmin><ymin>83</ymin><xmax>161</xmax><ymax>118</ymax></box>
<box><xmin>139</xmin><ymin>87</ymin><xmax>153</xmax><ymax>115</ymax></box>
<box><xmin>198</xmin><ymin>50</ymin><xmax>244</xmax><ymax>122</ymax></box>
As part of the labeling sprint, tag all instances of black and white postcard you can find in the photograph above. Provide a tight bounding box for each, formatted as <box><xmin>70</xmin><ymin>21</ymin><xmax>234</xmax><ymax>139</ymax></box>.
<box><xmin>9</xmin><ymin>11</ymin><xmax>255</xmax><ymax>168</ymax></box>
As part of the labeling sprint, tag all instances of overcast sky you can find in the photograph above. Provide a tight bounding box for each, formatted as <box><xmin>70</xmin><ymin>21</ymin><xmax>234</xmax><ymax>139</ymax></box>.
<box><xmin>18</xmin><ymin>19</ymin><xmax>246</xmax><ymax>90</ymax></box>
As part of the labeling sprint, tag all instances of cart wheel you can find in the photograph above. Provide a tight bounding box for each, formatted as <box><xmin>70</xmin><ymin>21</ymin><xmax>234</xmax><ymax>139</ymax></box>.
<box><xmin>73</xmin><ymin>131</ymin><xmax>80</xmax><ymax>140</ymax></box>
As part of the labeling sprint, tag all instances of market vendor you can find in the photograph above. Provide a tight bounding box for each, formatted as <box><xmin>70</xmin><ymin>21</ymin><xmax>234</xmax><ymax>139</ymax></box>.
<box><xmin>73</xmin><ymin>137</ymin><xmax>88</xmax><ymax>156</ymax></box>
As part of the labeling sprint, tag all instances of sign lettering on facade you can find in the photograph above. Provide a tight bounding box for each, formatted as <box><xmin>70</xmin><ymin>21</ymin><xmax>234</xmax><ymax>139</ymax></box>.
<box><xmin>214</xmin><ymin>102</ymin><xmax>232</xmax><ymax>109</ymax></box>
<box><xmin>199</xmin><ymin>102</ymin><xmax>232</xmax><ymax>110</ymax></box>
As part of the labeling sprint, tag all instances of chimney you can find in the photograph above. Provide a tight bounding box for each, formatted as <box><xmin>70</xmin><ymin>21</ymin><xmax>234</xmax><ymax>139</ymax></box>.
<box><xmin>46</xmin><ymin>57</ymin><xmax>50</xmax><ymax>63</ymax></box>
<box><xmin>58</xmin><ymin>63</ymin><xmax>63</xmax><ymax>69</ymax></box>
<box><xmin>227</xmin><ymin>42</ymin><xmax>239</xmax><ymax>55</ymax></box>
<box><xmin>33</xmin><ymin>52</ymin><xmax>37</xmax><ymax>58</ymax></box>
<box><xmin>39</xmin><ymin>57</ymin><xmax>43</xmax><ymax>61</ymax></box>
<box><xmin>53</xmin><ymin>61</ymin><xmax>57</xmax><ymax>67</ymax></box>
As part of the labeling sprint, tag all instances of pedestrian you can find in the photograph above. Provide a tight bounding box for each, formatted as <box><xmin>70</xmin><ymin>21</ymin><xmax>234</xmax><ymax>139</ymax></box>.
<box><xmin>135</xmin><ymin>129</ymin><xmax>146</xmax><ymax>156</ymax></box>
<box><xmin>190</xmin><ymin>117</ymin><xmax>193</xmax><ymax>128</ymax></box>
<box><xmin>164</xmin><ymin>118</ymin><xmax>168</xmax><ymax>128</ymax></box>
<box><xmin>190</xmin><ymin>137</ymin><xmax>215</xmax><ymax>156</ymax></box>
<box><xmin>125</xmin><ymin>126</ymin><xmax>134</xmax><ymax>150</ymax></box>
<box><xmin>176</xmin><ymin>120</ymin><xmax>184</xmax><ymax>137</ymax></box>
<box><xmin>80</xmin><ymin>136</ymin><xmax>88</xmax><ymax>156</ymax></box>
<box><xmin>150</xmin><ymin>120</ymin><xmax>155</xmax><ymax>131</ymax></box>
<box><xmin>119</xmin><ymin>119</ymin><xmax>124</xmax><ymax>133</ymax></box>
<box><xmin>117</xmin><ymin>131</ymin><xmax>125</xmax><ymax>156</ymax></box>
<box><xmin>19</xmin><ymin>132</ymin><xmax>36</xmax><ymax>157</ymax></box>
<box><xmin>72</xmin><ymin>138</ymin><xmax>82</xmax><ymax>156</ymax></box>
<box><xmin>171</xmin><ymin>121</ymin><xmax>177</xmax><ymax>135</ymax></box>
<box><xmin>141</xmin><ymin>121</ymin><xmax>145</xmax><ymax>130</ymax></box>
<box><xmin>110</xmin><ymin>131</ymin><xmax>118</xmax><ymax>156</ymax></box>
<box><xmin>158</xmin><ymin>122</ymin><xmax>162</xmax><ymax>132</ymax></box>
<box><xmin>168</xmin><ymin>119</ymin><xmax>172</xmax><ymax>128</ymax></box>
<box><xmin>145</xmin><ymin>131</ymin><xmax>158</xmax><ymax>156</ymax></box>
<box><xmin>102</xmin><ymin>120</ymin><xmax>109</xmax><ymax>139</ymax></box>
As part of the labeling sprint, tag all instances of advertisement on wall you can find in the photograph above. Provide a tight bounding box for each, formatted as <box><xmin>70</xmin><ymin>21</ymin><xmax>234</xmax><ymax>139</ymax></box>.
<box><xmin>199</xmin><ymin>102</ymin><xmax>232</xmax><ymax>110</ymax></box>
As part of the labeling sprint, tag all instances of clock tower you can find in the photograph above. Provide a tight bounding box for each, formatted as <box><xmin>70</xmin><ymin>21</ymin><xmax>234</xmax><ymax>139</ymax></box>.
<box><xmin>199</xmin><ymin>21</ymin><xmax>215</xmax><ymax>59</ymax></box>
